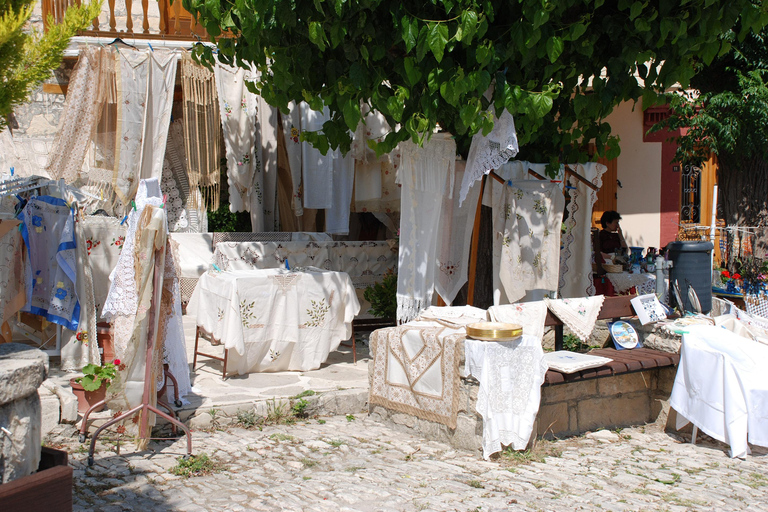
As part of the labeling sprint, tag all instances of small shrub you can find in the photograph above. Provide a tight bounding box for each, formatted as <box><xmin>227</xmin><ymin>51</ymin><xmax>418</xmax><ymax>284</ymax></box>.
<box><xmin>346</xmin><ymin>414</ymin><xmax>355</xmax><ymax>422</ymax></box>
<box><xmin>292</xmin><ymin>398</ymin><xmax>309</xmax><ymax>418</ymax></box>
<box><xmin>236</xmin><ymin>410</ymin><xmax>258</xmax><ymax>429</ymax></box>
<box><xmin>363</xmin><ymin>271</ymin><xmax>397</xmax><ymax>319</ymax></box>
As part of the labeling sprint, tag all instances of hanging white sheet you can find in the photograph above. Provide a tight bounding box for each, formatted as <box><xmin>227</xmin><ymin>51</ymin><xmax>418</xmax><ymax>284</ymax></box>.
<box><xmin>491</xmin><ymin>180</ymin><xmax>564</xmax><ymax>304</ymax></box>
<box><xmin>435</xmin><ymin>163</ymin><xmax>481</xmax><ymax>305</ymax></box>
<box><xmin>301</xmin><ymin>105</ymin><xmax>334</xmax><ymax>209</ymax></box>
<box><xmin>396</xmin><ymin>136</ymin><xmax>456</xmax><ymax>323</ymax></box>
<box><xmin>281</xmin><ymin>101</ymin><xmax>304</xmax><ymax>217</ymax></box>
<box><xmin>215</xmin><ymin>62</ymin><xmax>263</xmax><ymax>225</ymax></box>
<box><xmin>325</xmin><ymin>149</ymin><xmax>354</xmax><ymax>235</ymax></box>
<box><xmin>559</xmin><ymin>162</ymin><xmax>607</xmax><ymax>298</ymax></box>
<box><xmin>458</xmin><ymin>110</ymin><xmax>519</xmax><ymax>207</ymax></box>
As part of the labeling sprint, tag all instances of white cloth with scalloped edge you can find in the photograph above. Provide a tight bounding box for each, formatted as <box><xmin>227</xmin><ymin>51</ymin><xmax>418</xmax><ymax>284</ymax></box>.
<box><xmin>543</xmin><ymin>295</ymin><xmax>605</xmax><ymax>343</ymax></box>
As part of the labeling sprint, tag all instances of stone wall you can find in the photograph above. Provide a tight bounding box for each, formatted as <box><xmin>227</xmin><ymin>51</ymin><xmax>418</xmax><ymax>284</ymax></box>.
<box><xmin>368</xmin><ymin>362</ymin><xmax>677</xmax><ymax>456</ymax></box>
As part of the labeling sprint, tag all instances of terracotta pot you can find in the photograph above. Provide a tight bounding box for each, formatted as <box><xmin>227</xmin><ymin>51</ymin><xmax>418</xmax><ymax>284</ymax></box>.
<box><xmin>69</xmin><ymin>378</ymin><xmax>107</xmax><ymax>414</ymax></box>
<box><xmin>97</xmin><ymin>322</ymin><xmax>114</xmax><ymax>365</ymax></box>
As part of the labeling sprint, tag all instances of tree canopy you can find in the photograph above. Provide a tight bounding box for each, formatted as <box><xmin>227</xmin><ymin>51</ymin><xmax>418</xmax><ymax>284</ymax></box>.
<box><xmin>185</xmin><ymin>0</ymin><xmax>768</xmax><ymax>166</ymax></box>
<box><xmin>0</xmin><ymin>0</ymin><xmax>101</xmax><ymax>132</ymax></box>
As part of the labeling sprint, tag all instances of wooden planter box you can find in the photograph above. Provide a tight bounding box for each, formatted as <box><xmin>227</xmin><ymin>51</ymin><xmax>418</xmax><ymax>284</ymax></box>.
<box><xmin>0</xmin><ymin>447</ymin><xmax>72</xmax><ymax>512</ymax></box>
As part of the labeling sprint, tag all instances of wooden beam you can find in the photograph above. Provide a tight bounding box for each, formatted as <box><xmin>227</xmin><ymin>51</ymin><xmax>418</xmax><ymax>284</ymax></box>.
<box><xmin>564</xmin><ymin>165</ymin><xmax>598</xmax><ymax>191</ymax></box>
<box><xmin>42</xmin><ymin>83</ymin><xmax>67</xmax><ymax>95</ymax></box>
<box><xmin>466</xmin><ymin>174</ymin><xmax>488</xmax><ymax>306</ymax></box>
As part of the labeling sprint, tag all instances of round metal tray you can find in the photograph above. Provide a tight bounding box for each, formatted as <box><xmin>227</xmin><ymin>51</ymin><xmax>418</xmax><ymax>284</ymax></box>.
<box><xmin>466</xmin><ymin>322</ymin><xmax>523</xmax><ymax>341</ymax></box>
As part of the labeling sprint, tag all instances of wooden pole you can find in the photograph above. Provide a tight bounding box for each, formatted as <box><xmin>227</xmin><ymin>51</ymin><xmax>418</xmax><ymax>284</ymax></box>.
<box><xmin>466</xmin><ymin>175</ymin><xmax>487</xmax><ymax>306</ymax></box>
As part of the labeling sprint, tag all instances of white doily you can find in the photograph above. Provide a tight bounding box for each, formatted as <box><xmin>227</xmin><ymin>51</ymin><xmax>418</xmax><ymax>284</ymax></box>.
<box><xmin>459</xmin><ymin>110</ymin><xmax>519</xmax><ymax>206</ymax></box>
<box><xmin>544</xmin><ymin>295</ymin><xmax>606</xmax><ymax>342</ymax></box>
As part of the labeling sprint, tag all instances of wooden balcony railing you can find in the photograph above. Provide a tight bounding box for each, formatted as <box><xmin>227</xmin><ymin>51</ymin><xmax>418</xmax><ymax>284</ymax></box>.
<box><xmin>42</xmin><ymin>0</ymin><xmax>208</xmax><ymax>40</ymax></box>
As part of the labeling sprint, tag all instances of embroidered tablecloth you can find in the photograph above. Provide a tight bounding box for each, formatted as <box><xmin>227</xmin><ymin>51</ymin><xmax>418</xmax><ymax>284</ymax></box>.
<box><xmin>369</xmin><ymin>321</ymin><xmax>466</xmax><ymax>429</ymax></box>
<box><xmin>190</xmin><ymin>268</ymin><xmax>360</xmax><ymax>374</ymax></box>
<box><xmin>212</xmin><ymin>240</ymin><xmax>396</xmax><ymax>289</ymax></box>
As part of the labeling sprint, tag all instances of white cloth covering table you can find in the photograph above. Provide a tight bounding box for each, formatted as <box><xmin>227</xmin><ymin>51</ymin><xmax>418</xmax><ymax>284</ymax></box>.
<box><xmin>190</xmin><ymin>268</ymin><xmax>360</xmax><ymax>374</ymax></box>
<box><xmin>670</xmin><ymin>324</ymin><xmax>768</xmax><ymax>458</ymax></box>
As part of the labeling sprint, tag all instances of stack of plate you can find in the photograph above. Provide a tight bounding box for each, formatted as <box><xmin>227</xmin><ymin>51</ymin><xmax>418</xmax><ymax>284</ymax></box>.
<box><xmin>466</xmin><ymin>322</ymin><xmax>522</xmax><ymax>341</ymax></box>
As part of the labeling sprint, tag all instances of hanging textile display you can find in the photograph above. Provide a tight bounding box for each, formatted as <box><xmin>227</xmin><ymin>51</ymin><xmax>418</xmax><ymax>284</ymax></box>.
<box><xmin>491</xmin><ymin>180</ymin><xmax>565</xmax><ymax>304</ymax></box>
<box><xmin>465</xmin><ymin>334</ymin><xmax>548</xmax><ymax>459</ymax></box>
<box><xmin>544</xmin><ymin>295</ymin><xmax>605</xmax><ymax>342</ymax></box>
<box><xmin>180</xmin><ymin>52</ymin><xmax>221</xmax><ymax>211</ymax></box>
<box><xmin>45</xmin><ymin>46</ymin><xmax>114</xmax><ymax>183</ymax></box>
<box><xmin>19</xmin><ymin>196</ymin><xmax>80</xmax><ymax>331</ymax></box>
<box><xmin>559</xmin><ymin>162</ymin><xmax>607</xmax><ymax>298</ymax></box>
<box><xmin>162</xmin><ymin>119</ymin><xmax>205</xmax><ymax>233</ymax></box>
<box><xmin>215</xmin><ymin>62</ymin><xmax>267</xmax><ymax>229</ymax></box>
<box><xmin>114</xmin><ymin>49</ymin><xmax>179</xmax><ymax>208</ymax></box>
<box><xmin>353</xmin><ymin>158</ymin><xmax>401</xmax><ymax>213</ymax></box>
<box><xmin>396</xmin><ymin>135</ymin><xmax>456</xmax><ymax>323</ymax></box>
<box><xmin>434</xmin><ymin>163</ymin><xmax>481</xmax><ymax>305</ymax></box>
<box><xmin>458</xmin><ymin>110</ymin><xmax>519</xmax><ymax>206</ymax></box>
<box><xmin>325</xmin><ymin>150</ymin><xmax>354</xmax><ymax>235</ymax></box>
<box><xmin>301</xmin><ymin>105</ymin><xmax>334</xmax><ymax>210</ymax></box>
<box><xmin>0</xmin><ymin>220</ymin><xmax>27</xmax><ymax>335</ymax></box>
<box><xmin>257</xmin><ymin>96</ymin><xmax>280</xmax><ymax>231</ymax></box>
<box><xmin>59</xmin><ymin>206</ymin><xmax>100</xmax><ymax>372</ymax></box>
<box><xmin>81</xmin><ymin>215</ymin><xmax>126</xmax><ymax>317</ymax></box>
<box><xmin>280</xmin><ymin>101</ymin><xmax>304</xmax><ymax>217</ymax></box>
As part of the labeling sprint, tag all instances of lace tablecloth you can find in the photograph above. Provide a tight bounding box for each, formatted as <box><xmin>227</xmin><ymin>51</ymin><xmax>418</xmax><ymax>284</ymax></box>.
<box><xmin>369</xmin><ymin>321</ymin><xmax>466</xmax><ymax>429</ymax></box>
<box><xmin>605</xmin><ymin>271</ymin><xmax>668</xmax><ymax>298</ymax></box>
<box><xmin>189</xmin><ymin>268</ymin><xmax>360</xmax><ymax>374</ymax></box>
<box><xmin>465</xmin><ymin>335</ymin><xmax>548</xmax><ymax>459</ymax></box>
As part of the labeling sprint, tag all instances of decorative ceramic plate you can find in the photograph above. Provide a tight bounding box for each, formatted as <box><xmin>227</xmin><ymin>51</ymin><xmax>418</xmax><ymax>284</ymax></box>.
<box><xmin>610</xmin><ymin>321</ymin><xmax>639</xmax><ymax>349</ymax></box>
<box><xmin>466</xmin><ymin>322</ymin><xmax>523</xmax><ymax>341</ymax></box>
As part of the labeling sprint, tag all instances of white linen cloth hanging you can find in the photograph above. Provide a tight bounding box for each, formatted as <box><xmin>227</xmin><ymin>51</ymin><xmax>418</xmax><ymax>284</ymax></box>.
<box><xmin>325</xmin><ymin>150</ymin><xmax>354</xmax><ymax>235</ymax></box>
<box><xmin>544</xmin><ymin>295</ymin><xmax>605</xmax><ymax>342</ymax></box>
<box><xmin>559</xmin><ymin>162</ymin><xmax>607</xmax><ymax>298</ymax></box>
<box><xmin>301</xmin><ymin>105</ymin><xmax>334</xmax><ymax>209</ymax></box>
<box><xmin>396</xmin><ymin>135</ymin><xmax>456</xmax><ymax>323</ymax></box>
<box><xmin>281</xmin><ymin>101</ymin><xmax>304</xmax><ymax>217</ymax></box>
<box><xmin>458</xmin><ymin>110</ymin><xmax>519</xmax><ymax>207</ymax></box>
<box><xmin>465</xmin><ymin>335</ymin><xmax>548</xmax><ymax>459</ymax></box>
<box><xmin>487</xmin><ymin>300</ymin><xmax>549</xmax><ymax>341</ymax></box>
<box><xmin>114</xmin><ymin>49</ymin><xmax>178</xmax><ymax>208</ymax></box>
<box><xmin>434</xmin><ymin>163</ymin><xmax>481</xmax><ymax>305</ymax></box>
<box><xmin>491</xmin><ymin>180</ymin><xmax>564</xmax><ymax>304</ymax></box>
<box><xmin>46</xmin><ymin>46</ymin><xmax>113</xmax><ymax>183</ymax></box>
<box><xmin>257</xmin><ymin>96</ymin><xmax>280</xmax><ymax>230</ymax></box>
<box><xmin>352</xmin><ymin>107</ymin><xmax>390</xmax><ymax>202</ymax></box>
<box><xmin>20</xmin><ymin>196</ymin><xmax>80</xmax><ymax>331</ymax></box>
<box><xmin>59</xmin><ymin>206</ymin><xmax>100</xmax><ymax>371</ymax></box>
<box><xmin>215</xmin><ymin>62</ymin><xmax>265</xmax><ymax>228</ymax></box>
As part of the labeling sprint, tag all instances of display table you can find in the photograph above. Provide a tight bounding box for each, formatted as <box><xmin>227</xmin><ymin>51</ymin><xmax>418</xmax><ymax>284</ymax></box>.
<box><xmin>670</xmin><ymin>325</ymin><xmax>768</xmax><ymax>458</ymax></box>
<box><xmin>189</xmin><ymin>268</ymin><xmax>360</xmax><ymax>374</ymax></box>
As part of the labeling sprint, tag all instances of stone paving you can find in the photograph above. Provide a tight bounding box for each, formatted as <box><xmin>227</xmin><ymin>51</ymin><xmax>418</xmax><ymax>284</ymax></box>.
<box><xmin>45</xmin><ymin>414</ymin><xmax>768</xmax><ymax>512</ymax></box>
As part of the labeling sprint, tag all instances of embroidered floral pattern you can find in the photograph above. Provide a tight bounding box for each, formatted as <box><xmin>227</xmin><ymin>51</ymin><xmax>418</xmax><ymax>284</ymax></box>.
<box><xmin>533</xmin><ymin>198</ymin><xmax>547</xmax><ymax>215</ymax></box>
<box><xmin>85</xmin><ymin>237</ymin><xmax>101</xmax><ymax>255</ymax></box>
<box><xmin>503</xmin><ymin>203</ymin><xmax>512</xmax><ymax>220</ymax></box>
<box><xmin>224</xmin><ymin>102</ymin><xmax>232</xmax><ymax>117</ymax></box>
<box><xmin>305</xmin><ymin>298</ymin><xmax>330</xmax><ymax>327</ymax></box>
<box><xmin>269</xmin><ymin>349</ymin><xmax>281</xmax><ymax>361</ymax></box>
<box><xmin>290</xmin><ymin>125</ymin><xmax>300</xmax><ymax>143</ymax></box>
<box><xmin>439</xmin><ymin>260</ymin><xmax>459</xmax><ymax>276</ymax></box>
<box><xmin>240</xmin><ymin>300</ymin><xmax>257</xmax><ymax>328</ymax></box>
<box><xmin>238</xmin><ymin>153</ymin><xmax>251</xmax><ymax>166</ymax></box>
<box><xmin>111</xmin><ymin>236</ymin><xmax>125</xmax><ymax>252</ymax></box>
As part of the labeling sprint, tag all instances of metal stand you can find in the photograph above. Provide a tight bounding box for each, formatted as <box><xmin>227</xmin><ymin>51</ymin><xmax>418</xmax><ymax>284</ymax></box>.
<box><xmin>84</xmin><ymin>226</ymin><xmax>192</xmax><ymax>466</ymax></box>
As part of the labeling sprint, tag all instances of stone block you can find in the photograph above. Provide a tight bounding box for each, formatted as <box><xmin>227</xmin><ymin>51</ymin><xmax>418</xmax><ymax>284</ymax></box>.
<box><xmin>536</xmin><ymin>402</ymin><xmax>570</xmax><ymax>437</ymax></box>
<box><xmin>451</xmin><ymin>413</ymin><xmax>482</xmax><ymax>452</ymax></box>
<box><xmin>0</xmin><ymin>392</ymin><xmax>41</xmax><ymax>483</ymax></box>
<box><xmin>40</xmin><ymin>379</ymin><xmax>78</xmax><ymax>424</ymax></box>
<box><xmin>0</xmin><ymin>344</ymin><xmax>48</xmax><ymax>406</ymax></box>
<box><xmin>576</xmin><ymin>394</ymin><xmax>651</xmax><ymax>432</ymax></box>
<box><xmin>541</xmin><ymin>379</ymin><xmax>598</xmax><ymax>404</ymax></box>
<box><xmin>597</xmin><ymin>371</ymin><xmax>651</xmax><ymax>396</ymax></box>
<box><xmin>38</xmin><ymin>386</ymin><xmax>60</xmax><ymax>437</ymax></box>
<box><xmin>655</xmin><ymin>367</ymin><xmax>677</xmax><ymax>393</ymax></box>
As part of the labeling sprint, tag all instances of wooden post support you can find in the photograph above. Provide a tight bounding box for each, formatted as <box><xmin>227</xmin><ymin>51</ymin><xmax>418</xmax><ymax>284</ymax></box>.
<box><xmin>466</xmin><ymin>175</ymin><xmax>487</xmax><ymax>306</ymax></box>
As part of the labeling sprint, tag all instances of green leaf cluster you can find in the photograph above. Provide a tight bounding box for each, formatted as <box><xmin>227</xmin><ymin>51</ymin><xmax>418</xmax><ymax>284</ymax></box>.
<box><xmin>185</xmin><ymin>0</ymin><xmax>768</xmax><ymax>170</ymax></box>
<box><xmin>77</xmin><ymin>361</ymin><xmax>118</xmax><ymax>391</ymax></box>
<box><xmin>0</xmin><ymin>0</ymin><xmax>102</xmax><ymax>132</ymax></box>
<box><xmin>363</xmin><ymin>270</ymin><xmax>397</xmax><ymax>319</ymax></box>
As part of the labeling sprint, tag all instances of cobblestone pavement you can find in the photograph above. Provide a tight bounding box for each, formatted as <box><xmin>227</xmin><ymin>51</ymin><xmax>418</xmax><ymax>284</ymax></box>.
<box><xmin>45</xmin><ymin>415</ymin><xmax>768</xmax><ymax>512</ymax></box>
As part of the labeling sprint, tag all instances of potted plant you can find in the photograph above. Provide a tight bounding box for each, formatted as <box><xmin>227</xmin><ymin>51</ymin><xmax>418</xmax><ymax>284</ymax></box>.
<box><xmin>363</xmin><ymin>270</ymin><xmax>397</xmax><ymax>320</ymax></box>
<box><xmin>70</xmin><ymin>359</ymin><xmax>120</xmax><ymax>414</ymax></box>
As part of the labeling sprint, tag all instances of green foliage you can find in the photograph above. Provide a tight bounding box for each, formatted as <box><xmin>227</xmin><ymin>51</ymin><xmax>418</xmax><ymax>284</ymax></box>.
<box><xmin>363</xmin><ymin>271</ymin><xmax>397</xmax><ymax>319</ymax></box>
<box><xmin>0</xmin><ymin>0</ymin><xmax>102</xmax><ymax>131</ymax></box>
<box><xmin>207</xmin><ymin>205</ymin><xmax>252</xmax><ymax>232</ymax></box>
<box><xmin>184</xmin><ymin>0</ymin><xmax>766</xmax><ymax>170</ymax></box>
<box><xmin>169</xmin><ymin>453</ymin><xmax>221</xmax><ymax>478</ymax></box>
<box><xmin>235</xmin><ymin>409</ymin><xmax>258</xmax><ymax>428</ymax></box>
<box><xmin>291</xmin><ymin>398</ymin><xmax>309</xmax><ymax>417</ymax></box>
<box><xmin>76</xmin><ymin>360</ymin><xmax>118</xmax><ymax>392</ymax></box>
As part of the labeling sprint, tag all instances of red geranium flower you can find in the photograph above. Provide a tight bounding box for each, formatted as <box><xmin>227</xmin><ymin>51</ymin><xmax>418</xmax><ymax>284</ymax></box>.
<box><xmin>113</xmin><ymin>358</ymin><xmax>121</xmax><ymax>365</ymax></box>
<box><xmin>721</xmin><ymin>270</ymin><xmax>731</xmax><ymax>278</ymax></box>
<box><xmin>732</xmin><ymin>273</ymin><xmax>742</xmax><ymax>280</ymax></box>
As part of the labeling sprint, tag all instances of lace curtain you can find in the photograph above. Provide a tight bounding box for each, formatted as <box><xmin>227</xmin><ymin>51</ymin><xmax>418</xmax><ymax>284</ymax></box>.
<box><xmin>180</xmin><ymin>53</ymin><xmax>221</xmax><ymax>211</ymax></box>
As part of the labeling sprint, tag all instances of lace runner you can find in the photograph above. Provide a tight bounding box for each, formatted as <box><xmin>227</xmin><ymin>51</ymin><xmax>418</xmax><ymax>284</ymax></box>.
<box><xmin>465</xmin><ymin>335</ymin><xmax>548</xmax><ymax>459</ymax></box>
<box><xmin>369</xmin><ymin>321</ymin><xmax>465</xmax><ymax>428</ymax></box>
<box><xmin>544</xmin><ymin>295</ymin><xmax>605</xmax><ymax>342</ymax></box>
<box><xmin>459</xmin><ymin>110</ymin><xmax>519</xmax><ymax>206</ymax></box>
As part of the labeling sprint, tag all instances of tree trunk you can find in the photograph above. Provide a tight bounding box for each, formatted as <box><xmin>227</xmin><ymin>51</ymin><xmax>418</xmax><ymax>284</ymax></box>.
<box><xmin>717</xmin><ymin>154</ymin><xmax>768</xmax><ymax>267</ymax></box>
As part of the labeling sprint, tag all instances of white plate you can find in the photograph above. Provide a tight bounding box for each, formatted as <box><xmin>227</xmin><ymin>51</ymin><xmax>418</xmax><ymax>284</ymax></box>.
<box><xmin>610</xmin><ymin>321</ymin><xmax>639</xmax><ymax>349</ymax></box>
